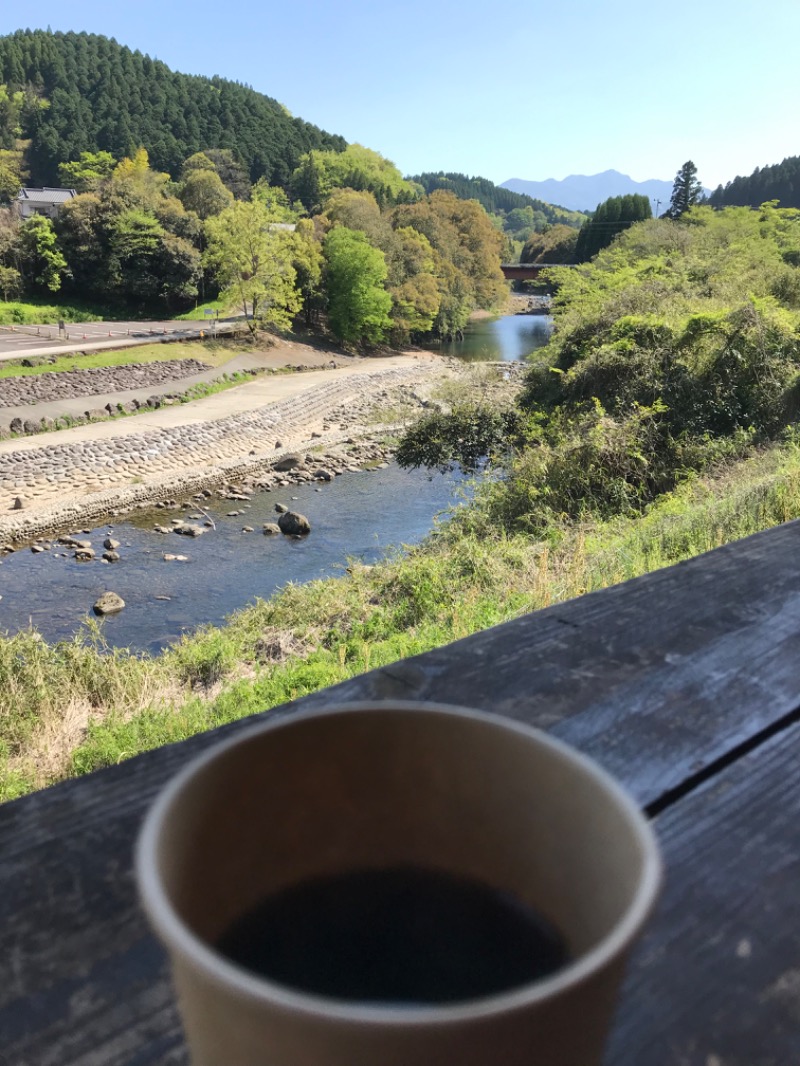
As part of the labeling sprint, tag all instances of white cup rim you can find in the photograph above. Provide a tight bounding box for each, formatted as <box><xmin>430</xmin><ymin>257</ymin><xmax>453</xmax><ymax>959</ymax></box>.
<box><xmin>136</xmin><ymin>700</ymin><xmax>662</xmax><ymax>1027</ymax></box>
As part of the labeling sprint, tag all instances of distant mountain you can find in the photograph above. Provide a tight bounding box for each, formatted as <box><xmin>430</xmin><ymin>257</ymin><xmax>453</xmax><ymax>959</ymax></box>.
<box><xmin>410</xmin><ymin>172</ymin><xmax>585</xmax><ymax>226</ymax></box>
<box><xmin>502</xmin><ymin>170</ymin><xmax>705</xmax><ymax>214</ymax></box>
<box><xmin>0</xmin><ymin>29</ymin><xmax>347</xmax><ymax>186</ymax></box>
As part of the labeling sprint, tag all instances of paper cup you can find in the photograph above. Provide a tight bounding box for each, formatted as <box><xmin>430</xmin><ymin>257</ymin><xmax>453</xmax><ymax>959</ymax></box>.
<box><xmin>137</xmin><ymin>701</ymin><xmax>661</xmax><ymax>1065</ymax></box>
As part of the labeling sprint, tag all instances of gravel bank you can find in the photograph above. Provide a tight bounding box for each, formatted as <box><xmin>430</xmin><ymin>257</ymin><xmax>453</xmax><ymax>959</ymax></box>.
<box><xmin>0</xmin><ymin>362</ymin><xmax>446</xmax><ymax>545</ymax></box>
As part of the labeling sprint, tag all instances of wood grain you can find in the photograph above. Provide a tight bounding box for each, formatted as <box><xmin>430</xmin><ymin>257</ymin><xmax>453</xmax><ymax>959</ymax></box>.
<box><xmin>606</xmin><ymin>719</ymin><xmax>800</xmax><ymax>1066</ymax></box>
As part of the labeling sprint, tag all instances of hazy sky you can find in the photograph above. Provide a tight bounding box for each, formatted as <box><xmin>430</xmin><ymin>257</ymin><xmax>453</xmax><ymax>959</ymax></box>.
<box><xmin>2</xmin><ymin>1</ymin><xmax>798</xmax><ymax>190</ymax></box>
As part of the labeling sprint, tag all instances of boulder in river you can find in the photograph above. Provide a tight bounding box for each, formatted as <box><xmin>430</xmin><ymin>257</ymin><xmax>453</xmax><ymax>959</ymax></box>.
<box><xmin>278</xmin><ymin>511</ymin><xmax>311</xmax><ymax>536</ymax></box>
<box><xmin>74</xmin><ymin>547</ymin><xmax>95</xmax><ymax>561</ymax></box>
<box><xmin>102</xmin><ymin>551</ymin><xmax>121</xmax><ymax>563</ymax></box>
<box><xmin>173</xmin><ymin>523</ymin><xmax>206</xmax><ymax>538</ymax></box>
<box><xmin>275</xmin><ymin>502</ymin><xmax>288</xmax><ymax>513</ymax></box>
<box><xmin>93</xmin><ymin>591</ymin><xmax>125</xmax><ymax>615</ymax></box>
<box><xmin>104</xmin><ymin>537</ymin><xmax>120</xmax><ymax>550</ymax></box>
<box><xmin>262</xmin><ymin>522</ymin><xmax>281</xmax><ymax>535</ymax></box>
<box><xmin>274</xmin><ymin>453</ymin><xmax>305</xmax><ymax>472</ymax></box>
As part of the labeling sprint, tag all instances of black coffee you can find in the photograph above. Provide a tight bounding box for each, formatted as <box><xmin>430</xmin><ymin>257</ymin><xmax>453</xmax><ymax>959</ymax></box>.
<box><xmin>216</xmin><ymin>866</ymin><xmax>569</xmax><ymax>1005</ymax></box>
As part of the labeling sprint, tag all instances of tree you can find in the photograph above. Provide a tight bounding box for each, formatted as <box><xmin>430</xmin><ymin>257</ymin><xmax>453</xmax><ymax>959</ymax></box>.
<box><xmin>204</xmin><ymin>199</ymin><xmax>301</xmax><ymax>333</ymax></box>
<box><xmin>179</xmin><ymin>168</ymin><xmax>233</xmax><ymax>219</ymax></box>
<box><xmin>667</xmin><ymin>161</ymin><xmax>703</xmax><ymax>219</ymax></box>
<box><xmin>521</xmin><ymin>224</ymin><xmax>579</xmax><ymax>265</ymax></box>
<box><xmin>17</xmin><ymin>214</ymin><xmax>67</xmax><ymax>292</ymax></box>
<box><xmin>58</xmin><ymin>150</ymin><xmax>116</xmax><ymax>192</ymax></box>
<box><xmin>574</xmin><ymin>195</ymin><xmax>652</xmax><ymax>261</ymax></box>
<box><xmin>291</xmin><ymin>145</ymin><xmax>419</xmax><ymax>213</ymax></box>
<box><xmin>323</xmin><ymin>226</ymin><xmax>392</xmax><ymax>345</ymax></box>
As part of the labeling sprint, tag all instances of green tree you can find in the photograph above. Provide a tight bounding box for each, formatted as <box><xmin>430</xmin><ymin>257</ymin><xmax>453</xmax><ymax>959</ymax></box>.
<box><xmin>667</xmin><ymin>161</ymin><xmax>703</xmax><ymax>219</ymax></box>
<box><xmin>0</xmin><ymin>264</ymin><xmax>21</xmax><ymax>299</ymax></box>
<box><xmin>291</xmin><ymin>145</ymin><xmax>419</xmax><ymax>213</ymax></box>
<box><xmin>58</xmin><ymin>150</ymin><xmax>116</xmax><ymax>192</ymax></box>
<box><xmin>204</xmin><ymin>199</ymin><xmax>301</xmax><ymax>333</ymax></box>
<box><xmin>18</xmin><ymin>214</ymin><xmax>66</xmax><ymax>292</ymax></box>
<box><xmin>0</xmin><ymin>160</ymin><xmax>19</xmax><ymax>204</ymax></box>
<box><xmin>323</xmin><ymin>226</ymin><xmax>392</xmax><ymax>345</ymax></box>
<box><xmin>289</xmin><ymin>217</ymin><xmax>324</xmax><ymax>325</ymax></box>
<box><xmin>179</xmin><ymin>168</ymin><xmax>233</xmax><ymax>219</ymax></box>
<box><xmin>521</xmin><ymin>224</ymin><xmax>579</xmax><ymax>264</ymax></box>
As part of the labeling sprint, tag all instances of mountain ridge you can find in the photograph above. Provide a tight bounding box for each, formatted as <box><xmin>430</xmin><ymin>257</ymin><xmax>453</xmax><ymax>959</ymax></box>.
<box><xmin>502</xmin><ymin>170</ymin><xmax>711</xmax><ymax>213</ymax></box>
<box><xmin>0</xmin><ymin>29</ymin><xmax>347</xmax><ymax>186</ymax></box>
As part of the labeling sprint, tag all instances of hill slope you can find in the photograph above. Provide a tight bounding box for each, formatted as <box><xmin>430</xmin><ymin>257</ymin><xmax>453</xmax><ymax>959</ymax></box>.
<box><xmin>0</xmin><ymin>29</ymin><xmax>347</xmax><ymax>186</ymax></box>
<box><xmin>502</xmin><ymin>170</ymin><xmax>682</xmax><ymax>213</ymax></box>
<box><xmin>708</xmin><ymin>155</ymin><xmax>800</xmax><ymax>209</ymax></box>
<box><xmin>410</xmin><ymin>171</ymin><xmax>584</xmax><ymax>226</ymax></box>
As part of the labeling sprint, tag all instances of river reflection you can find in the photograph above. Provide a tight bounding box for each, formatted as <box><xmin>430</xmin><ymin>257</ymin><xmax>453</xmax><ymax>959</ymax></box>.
<box><xmin>428</xmin><ymin>313</ymin><xmax>553</xmax><ymax>362</ymax></box>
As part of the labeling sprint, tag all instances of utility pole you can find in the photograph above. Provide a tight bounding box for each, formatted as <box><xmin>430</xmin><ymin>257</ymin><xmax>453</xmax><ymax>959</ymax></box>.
<box><xmin>654</xmin><ymin>198</ymin><xmax>662</xmax><ymax>218</ymax></box>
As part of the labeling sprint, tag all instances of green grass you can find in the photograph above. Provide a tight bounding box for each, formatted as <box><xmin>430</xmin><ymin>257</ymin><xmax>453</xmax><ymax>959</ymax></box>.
<box><xmin>0</xmin><ymin>298</ymin><xmax>105</xmax><ymax>325</ymax></box>
<box><xmin>4</xmin><ymin>435</ymin><xmax>800</xmax><ymax>803</ymax></box>
<box><xmin>0</xmin><ymin>340</ymin><xmax>252</xmax><ymax>379</ymax></box>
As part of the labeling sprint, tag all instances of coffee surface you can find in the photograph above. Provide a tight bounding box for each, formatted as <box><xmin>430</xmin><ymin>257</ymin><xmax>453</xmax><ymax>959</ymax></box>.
<box><xmin>216</xmin><ymin>866</ymin><xmax>569</xmax><ymax>1005</ymax></box>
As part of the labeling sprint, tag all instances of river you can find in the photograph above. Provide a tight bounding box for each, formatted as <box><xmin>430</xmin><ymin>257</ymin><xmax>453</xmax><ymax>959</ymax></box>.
<box><xmin>427</xmin><ymin>312</ymin><xmax>553</xmax><ymax>362</ymax></box>
<box><xmin>0</xmin><ymin>314</ymin><xmax>551</xmax><ymax>652</ymax></box>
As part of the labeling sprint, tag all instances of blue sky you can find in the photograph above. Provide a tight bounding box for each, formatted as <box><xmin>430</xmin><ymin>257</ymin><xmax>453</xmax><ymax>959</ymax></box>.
<box><xmin>2</xmin><ymin>0</ymin><xmax>798</xmax><ymax>190</ymax></box>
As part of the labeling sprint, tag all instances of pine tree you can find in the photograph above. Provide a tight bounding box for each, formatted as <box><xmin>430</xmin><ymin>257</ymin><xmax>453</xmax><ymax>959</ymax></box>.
<box><xmin>667</xmin><ymin>161</ymin><xmax>703</xmax><ymax>219</ymax></box>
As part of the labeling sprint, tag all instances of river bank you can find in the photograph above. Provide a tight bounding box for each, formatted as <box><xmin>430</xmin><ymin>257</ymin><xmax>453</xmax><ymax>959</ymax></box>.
<box><xmin>0</xmin><ymin>347</ymin><xmax>459</xmax><ymax>546</ymax></box>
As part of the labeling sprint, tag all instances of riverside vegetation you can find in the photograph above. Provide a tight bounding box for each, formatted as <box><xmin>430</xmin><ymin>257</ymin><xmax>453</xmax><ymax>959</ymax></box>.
<box><xmin>3</xmin><ymin>202</ymin><xmax>800</xmax><ymax>801</ymax></box>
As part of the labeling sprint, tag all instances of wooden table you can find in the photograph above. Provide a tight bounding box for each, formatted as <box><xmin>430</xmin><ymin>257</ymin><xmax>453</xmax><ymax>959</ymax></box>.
<box><xmin>3</xmin><ymin>521</ymin><xmax>800</xmax><ymax>1065</ymax></box>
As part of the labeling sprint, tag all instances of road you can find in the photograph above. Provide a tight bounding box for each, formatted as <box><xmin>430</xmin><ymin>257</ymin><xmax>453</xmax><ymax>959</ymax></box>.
<box><xmin>0</xmin><ymin>317</ymin><xmax>240</xmax><ymax>362</ymax></box>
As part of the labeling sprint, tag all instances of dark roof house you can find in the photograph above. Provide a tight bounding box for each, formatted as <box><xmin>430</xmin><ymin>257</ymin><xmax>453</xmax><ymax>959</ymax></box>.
<box><xmin>16</xmin><ymin>187</ymin><xmax>77</xmax><ymax>219</ymax></box>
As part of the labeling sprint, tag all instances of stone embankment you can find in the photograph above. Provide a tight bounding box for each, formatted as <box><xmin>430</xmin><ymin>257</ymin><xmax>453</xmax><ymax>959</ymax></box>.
<box><xmin>0</xmin><ymin>364</ymin><xmax>441</xmax><ymax>545</ymax></box>
<box><xmin>0</xmin><ymin>359</ymin><xmax>213</xmax><ymax>409</ymax></box>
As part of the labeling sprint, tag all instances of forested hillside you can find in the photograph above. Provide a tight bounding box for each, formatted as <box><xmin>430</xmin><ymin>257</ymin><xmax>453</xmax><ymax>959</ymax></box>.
<box><xmin>0</xmin><ymin>29</ymin><xmax>346</xmax><ymax>185</ymax></box>
<box><xmin>709</xmin><ymin>155</ymin><xmax>800</xmax><ymax>209</ymax></box>
<box><xmin>410</xmin><ymin>171</ymin><xmax>584</xmax><ymax>252</ymax></box>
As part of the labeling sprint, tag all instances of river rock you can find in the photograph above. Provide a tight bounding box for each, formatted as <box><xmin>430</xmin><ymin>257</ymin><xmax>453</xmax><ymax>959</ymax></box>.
<box><xmin>102</xmin><ymin>551</ymin><xmax>120</xmax><ymax>562</ymax></box>
<box><xmin>104</xmin><ymin>537</ymin><xmax>120</xmax><ymax>550</ymax></box>
<box><xmin>263</xmin><ymin>523</ymin><xmax>281</xmax><ymax>534</ymax></box>
<box><xmin>275</xmin><ymin>502</ymin><xmax>288</xmax><ymax>513</ymax></box>
<box><xmin>313</xmin><ymin>468</ymin><xmax>334</xmax><ymax>481</ymax></box>
<box><xmin>75</xmin><ymin>547</ymin><xmax>95</xmax><ymax>560</ymax></box>
<box><xmin>93</xmin><ymin>591</ymin><xmax>125</xmax><ymax>615</ymax></box>
<box><xmin>273</xmin><ymin>453</ymin><xmax>305</xmax><ymax>472</ymax></box>
<box><xmin>278</xmin><ymin>511</ymin><xmax>311</xmax><ymax>536</ymax></box>
<box><xmin>242</xmin><ymin>526</ymin><xmax>254</xmax><ymax>533</ymax></box>
<box><xmin>173</xmin><ymin>523</ymin><xmax>206</xmax><ymax>537</ymax></box>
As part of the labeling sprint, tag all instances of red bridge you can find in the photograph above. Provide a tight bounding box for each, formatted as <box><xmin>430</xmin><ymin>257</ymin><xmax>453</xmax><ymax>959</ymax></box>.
<box><xmin>501</xmin><ymin>262</ymin><xmax>576</xmax><ymax>280</ymax></box>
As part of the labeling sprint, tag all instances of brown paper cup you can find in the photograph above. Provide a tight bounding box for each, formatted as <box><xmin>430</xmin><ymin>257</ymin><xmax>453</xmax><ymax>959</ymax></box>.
<box><xmin>137</xmin><ymin>701</ymin><xmax>661</xmax><ymax>1065</ymax></box>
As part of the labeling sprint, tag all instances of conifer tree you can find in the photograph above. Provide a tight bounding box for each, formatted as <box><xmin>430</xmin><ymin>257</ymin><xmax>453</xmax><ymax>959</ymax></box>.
<box><xmin>667</xmin><ymin>161</ymin><xmax>703</xmax><ymax>219</ymax></box>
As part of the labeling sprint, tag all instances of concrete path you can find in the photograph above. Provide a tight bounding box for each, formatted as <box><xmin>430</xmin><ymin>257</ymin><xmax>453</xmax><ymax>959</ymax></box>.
<box><xmin>0</xmin><ymin>318</ymin><xmax>241</xmax><ymax>362</ymax></box>
<box><xmin>0</xmin><ymin>353</ymin><xmax>429</xmax><ymax>456</ymax></box>
<box><xmin>0</xmin><ymin>351</ymin><xmax>275</xmax><ymax>431</ymax></box>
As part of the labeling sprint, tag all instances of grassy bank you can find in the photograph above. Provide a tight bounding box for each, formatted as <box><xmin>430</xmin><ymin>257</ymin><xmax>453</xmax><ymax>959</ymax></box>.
<box><xmin>3</xmin><ymin>436</ymin><xmax>800</xmax><ymax>802</ymax></box>
<box><xmin>0</xmin><ymin>338</ymin><xmax>248</xmax><ymax>378</ymax></box>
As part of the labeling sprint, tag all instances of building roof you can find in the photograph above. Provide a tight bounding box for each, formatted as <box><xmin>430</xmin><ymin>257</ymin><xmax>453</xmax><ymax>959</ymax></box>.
<box><xmin>17</xmin><ymin>187</ymin><xmax>77</xmax><ymax>204</ymax></box>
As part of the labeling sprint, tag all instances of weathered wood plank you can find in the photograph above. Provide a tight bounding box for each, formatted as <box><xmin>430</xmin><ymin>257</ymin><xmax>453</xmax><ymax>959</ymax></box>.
<box><xmin>3</xmin><ymin>520</ymin><xmax>800</xmax><ymax>1061</ymax></box>
<box><xmin>605</xmin><ymin>719</ymin><xmax>800</xmax><ymax>1066</ymax></box>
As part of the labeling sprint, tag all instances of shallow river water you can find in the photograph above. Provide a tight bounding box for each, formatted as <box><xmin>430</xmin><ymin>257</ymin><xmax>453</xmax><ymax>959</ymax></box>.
<box><xmin>0</xmin><ymin>314</ymin><xmax>551</xmax><ymax>651</ymax></box>
<box><xmin>0</xmin><ymin>463</ymin><xmax>468</xmax><ymax>652</ymax></box>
